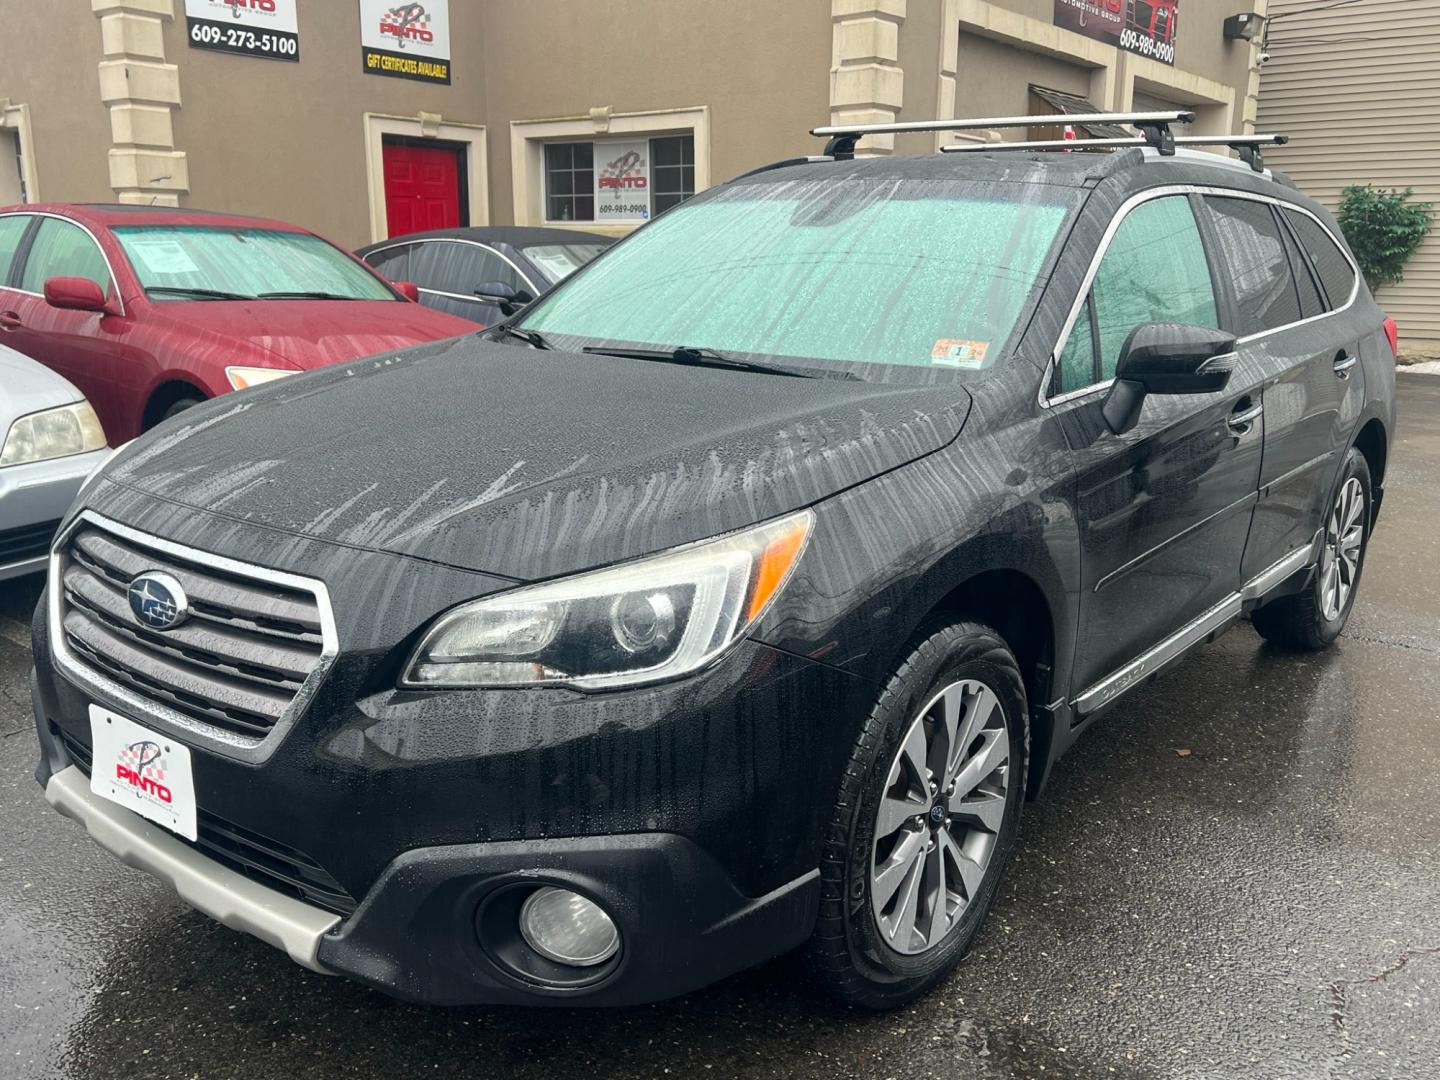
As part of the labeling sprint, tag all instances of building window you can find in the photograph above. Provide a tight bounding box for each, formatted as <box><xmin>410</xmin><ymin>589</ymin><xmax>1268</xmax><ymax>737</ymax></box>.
<box><xmin>545</xmin><ymin>142</ymin><xmax>595</xmax><ymax>223</ymax></box>
<box><xmin>542</xmin><ymin>135</ymin><xmax>695</xmax><ymax>224</ymax></box>
<box><xmin>650</xmin><ymin>135</ymin><xmax>695</xmax><ymax>215</ymax></box>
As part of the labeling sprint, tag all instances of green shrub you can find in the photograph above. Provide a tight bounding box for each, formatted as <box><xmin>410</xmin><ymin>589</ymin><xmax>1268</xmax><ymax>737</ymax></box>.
<box><xmin>1337</xmin><ymin>185</ymin><xmax>1434</xmax><ymax>293</ymax></box>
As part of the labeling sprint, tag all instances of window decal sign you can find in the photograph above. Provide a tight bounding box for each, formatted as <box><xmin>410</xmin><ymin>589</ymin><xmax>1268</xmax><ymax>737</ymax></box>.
<box><xmin>185</xmin><ymin>0</ymin><xmax>299</xmax><ymax>61</ymax></box>
<box><xmin>360</xmin><ymin>0</ymin><xmax>452</xmax><ymax>84</ymax></box>
<box><xmin>595</xmin><ymin>140</ymin><xmax>651</xmax><ymax>224</ymax></box>
<box><xmin>1053</xmin><ymin>1</ymin><xmax>1178</xmax><ymax>66</ymax></box>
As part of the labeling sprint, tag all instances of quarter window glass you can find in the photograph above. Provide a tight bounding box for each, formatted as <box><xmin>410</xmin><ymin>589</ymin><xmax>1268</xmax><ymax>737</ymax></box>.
<box><xmin>365</xmin><ymin>244</ymin><xmax>411</xmax><ymax>282</ymax></box>
<box><xmin>1285</xmin><ymin>209</ymin><xmax>1357</xmax><ymax>309</ymax></box>
<box><xmin>1058</xmin><ymin>298</ymin><xmax>1097</xmax><ymax>393</ymax></box>
<box><xmin>20</xmin><ymin>218</ymin><xmax>110</xmax><ymax>294</ymax></box>
<box><xmin>0</xmin><ymin>215</ymin><xmax>29</xmax><ymax>285</ymax></box>
<box><xmin>1281</xmin><ymin>222</ymin><xmax>1325</xmax><ymax>320</ymax></box>
<box><xmin>407</xmin><ymin>242</ymin><xmax>524</xmax><ymax>296</ymax></box>
<box><xmin>1089</xmin><ymin>197</ymin><xmax>1219</xmax><ymax>382</ymax></box>
<box><xmin>1204</xmin><ymin>197</ymin><xmax>1302</xmax><ymax>335</ymax></box>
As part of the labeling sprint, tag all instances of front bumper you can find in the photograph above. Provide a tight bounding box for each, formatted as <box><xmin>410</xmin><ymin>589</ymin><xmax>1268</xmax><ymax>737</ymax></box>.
<box><xmin>39</xmin><ymin>730</ymin><xmax>819</xmax><ymax>1006</ymax></box>
<box><xmin>0</xmin><ymin>447</ymin><xmax>107</xmax><ymax>581</ymax></box>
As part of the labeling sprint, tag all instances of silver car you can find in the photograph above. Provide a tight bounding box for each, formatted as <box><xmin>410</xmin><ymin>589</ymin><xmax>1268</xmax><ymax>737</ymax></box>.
<box><xmin>0</xmin><ymin>344</ymin><xmax>109</xmax><ymax>581</ymax></box>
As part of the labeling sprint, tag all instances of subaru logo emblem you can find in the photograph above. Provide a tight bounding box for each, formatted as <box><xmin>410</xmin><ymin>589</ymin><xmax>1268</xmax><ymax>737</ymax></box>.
<box><xmin>929</xmin><ymin>804</ymin><xmax>947</xmax><ymax>826</ymax></box>
<box><xmin>127</xmin><ymin>572</ymin><xmax>190</xmax><ymax>631</ymax></box>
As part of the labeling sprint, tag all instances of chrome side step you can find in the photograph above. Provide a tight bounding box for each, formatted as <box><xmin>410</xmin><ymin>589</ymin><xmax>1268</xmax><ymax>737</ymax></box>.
<box><xmin>1072</xmin><ymin>536</ymin><xmax>1320</xmax><ymax>718</ymax></box>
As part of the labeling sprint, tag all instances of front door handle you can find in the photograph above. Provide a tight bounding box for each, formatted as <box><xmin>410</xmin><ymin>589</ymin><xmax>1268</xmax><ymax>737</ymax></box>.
<box><xmin>0</xmin><ymin>311</ymin><xmax>20</xmax><ymax>332</ymax></box>
<box><xmin>1228</xmin><ymin>400</ymin><xmax>1263</xmax><ymax>434</ymax></box>
<box><xmin>1334</xmin><ymin>353</ymin><xmax>1359</xmax><ymax>379</ymax></box>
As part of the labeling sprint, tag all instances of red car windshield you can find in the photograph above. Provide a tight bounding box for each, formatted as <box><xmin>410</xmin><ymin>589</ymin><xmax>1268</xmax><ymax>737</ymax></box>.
<box><xmin>114</xmin><ymin>225</ymin><xmax>396</xmax><ymax>301</ymax></box>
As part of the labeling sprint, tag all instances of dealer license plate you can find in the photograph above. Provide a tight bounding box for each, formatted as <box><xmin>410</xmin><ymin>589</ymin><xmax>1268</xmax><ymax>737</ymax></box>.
<box><xmin>88</xmin><ymin>704</ymin><xmax>198</xmax><ymax>841</ymax></box>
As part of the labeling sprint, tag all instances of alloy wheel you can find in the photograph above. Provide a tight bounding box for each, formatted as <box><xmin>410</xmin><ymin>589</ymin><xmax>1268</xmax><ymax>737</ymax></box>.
<box><xmin>1319</xmin><ymin>477</ymin><xmax>1365</xmax><ymax>622</ymax></box>
<box><xmin>869</xmin><ymin>679</ymin><xmax>1011</xmax><ymax>955</ymax></box>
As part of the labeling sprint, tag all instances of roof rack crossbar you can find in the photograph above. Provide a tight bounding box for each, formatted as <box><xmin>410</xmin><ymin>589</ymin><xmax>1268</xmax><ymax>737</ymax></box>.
<box><xmin>813</xmin><ymin>111</ymin><xmax>1195</xmax><ymax>159</ymax></box>
<box><xmin>939</xmin><ymin>132</ymin><xmax>1291</xmax><ymax>173</ymax></box>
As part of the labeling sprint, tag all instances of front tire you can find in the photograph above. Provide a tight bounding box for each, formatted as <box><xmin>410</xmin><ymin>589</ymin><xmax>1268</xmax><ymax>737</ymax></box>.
<box><xmin>1252</xmin><ymin>446</ymin><xmax>1372</xmax><ymax>651</ymax></box>
<box><xmin>810</xmin><ymin>620</ymin><xmax>1027</xmax><ymax>1010</ymax></box>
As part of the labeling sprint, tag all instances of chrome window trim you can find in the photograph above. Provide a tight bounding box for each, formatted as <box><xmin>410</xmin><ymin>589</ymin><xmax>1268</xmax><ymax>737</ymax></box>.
<box><xmin>0</xmin><ymin>210</ymin><xmax>126</xmax><ymax>317</ymax></box>
<box><xmin>1039</xmin><ymin>185</ymin><xmax>1362</xmax><ymax>409</ymax></box>
<box><xmin>46</xmin><ymin>509</ymin><xmax>339</xmax><ymax>765</ymax></box>
<box><xmin>362</xmin><ymin>237</ymin><xmax>540</xmax><ymax>296</ymax></box>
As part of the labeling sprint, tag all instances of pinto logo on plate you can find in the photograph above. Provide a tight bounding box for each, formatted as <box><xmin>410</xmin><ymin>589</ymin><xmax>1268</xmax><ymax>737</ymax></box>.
<box><xmin>115</xmin><ymin>739</ymin><xmax>175</xmax><ymax>806</ymax></box>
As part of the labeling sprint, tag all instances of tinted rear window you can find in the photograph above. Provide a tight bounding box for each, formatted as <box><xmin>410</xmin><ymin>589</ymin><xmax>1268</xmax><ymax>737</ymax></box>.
<box><xmin>1203</xmin><ymin>197</ymin><xmax>1302</xmax><ymax>335</ymax></box>
<box><xmin>1285</xmin><ymin>209</ymin><xmax>1357</xmax><ymax>309</ymax></box>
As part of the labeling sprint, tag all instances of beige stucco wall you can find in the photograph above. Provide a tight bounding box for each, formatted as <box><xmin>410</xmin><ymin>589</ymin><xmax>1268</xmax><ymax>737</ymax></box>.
<box><xmin>157</xmin><ymin>3</ymin><xmax>489</xmax><ymax>248</ymax></box>
<box><xmin>478</xmin><ymin>0</ymin><xmax>831</xmax><ymax>227</ymax></box>
<box><xmin>0</xmin><ymin>7</ymin><xmax>113</xmax><ymax>204</ymax></box>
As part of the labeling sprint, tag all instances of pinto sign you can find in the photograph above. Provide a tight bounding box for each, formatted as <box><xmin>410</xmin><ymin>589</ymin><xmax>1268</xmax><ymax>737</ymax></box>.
<box><xmin>1053</xmin><ymin>0</ymin><xmax>1179</xmax><ymax>66</ymax></box>
<box><xmin>360</xmin><ymin>0</ymin><xmax>453</xmax><ymax>84</ymax></box>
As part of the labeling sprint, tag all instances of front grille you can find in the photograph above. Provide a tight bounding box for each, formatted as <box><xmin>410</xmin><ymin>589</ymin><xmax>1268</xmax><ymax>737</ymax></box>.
<box><xmin>58</xmin><ymin>523</ymin><xmax>326</xmax><ymax>741</ymax></box>
<box><xmin>57</xmin><ymin>727</ymin><xmax>357</xmax><ymax>916</ymax></box>
<box><xmin>0</xmin><ymin>518</ymin><xmax>60</xmax><ymax>565</ymax></box>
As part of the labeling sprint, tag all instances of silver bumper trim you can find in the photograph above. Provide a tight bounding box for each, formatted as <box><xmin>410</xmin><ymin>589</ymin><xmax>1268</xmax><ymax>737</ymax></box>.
<box><xmin>44</xmin><ymin>766</ymin><xmax>340</xmax><ymax>972</ymax></box>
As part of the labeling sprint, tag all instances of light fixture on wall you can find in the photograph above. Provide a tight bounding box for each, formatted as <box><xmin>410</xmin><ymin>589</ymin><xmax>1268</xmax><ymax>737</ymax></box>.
<box><xmin>1223</xmin><ymin>12</ymin><xmax>1267</xmax><ymax>41</ymax></box>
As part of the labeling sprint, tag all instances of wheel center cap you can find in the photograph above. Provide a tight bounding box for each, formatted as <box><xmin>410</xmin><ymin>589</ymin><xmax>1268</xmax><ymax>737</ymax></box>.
<box><xmin>928</xmin><ymin>803</ymin><xmax>947</xmax><ymax>827</ymax></box>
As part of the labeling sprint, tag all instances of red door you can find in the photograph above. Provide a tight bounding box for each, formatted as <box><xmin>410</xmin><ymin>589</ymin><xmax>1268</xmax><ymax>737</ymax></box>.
<box><xmin>383</xmin><ymin>141</ymin><xmax>462</xmax><ymax>238</ymax></box>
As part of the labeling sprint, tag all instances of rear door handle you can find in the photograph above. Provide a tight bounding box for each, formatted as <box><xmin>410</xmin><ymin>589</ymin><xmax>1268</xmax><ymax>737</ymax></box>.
<box><xmin>0</xmin><ymin>311</ymin><xmax>20</xmax><ymax>331</ymax></box>
<box><xmin>1334</xmin><ymin>353</ymin><xmax>1359</xmax><ymax>378</ymax></box>
<box><xmin>1228</xmin><ymin>400</ymin><xmax>1263</xmax><ymax>434</ymax></box>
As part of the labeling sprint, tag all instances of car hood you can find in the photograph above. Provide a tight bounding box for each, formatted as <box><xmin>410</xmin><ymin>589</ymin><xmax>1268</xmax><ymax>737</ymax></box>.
<box><xmin>101</xmin><ymin>337</ymin><xmax>971</xmax><ymax>580</ymax></box>
<box><xmin>0</xmin><ymin>343</ymin><xmax>82</xmax><ymax>423</ymax></box>
<box><xmin>143</xmin><ymin>298</ymin><xmax>478</xmax><ymax>369</ymax></box>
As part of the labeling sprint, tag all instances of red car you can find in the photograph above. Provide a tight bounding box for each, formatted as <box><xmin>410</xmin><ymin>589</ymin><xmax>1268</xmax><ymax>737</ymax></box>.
<box><xmin>0</xmin><ymin>205</ymin><xmax>478</xmax><ymax>444</ymax></box>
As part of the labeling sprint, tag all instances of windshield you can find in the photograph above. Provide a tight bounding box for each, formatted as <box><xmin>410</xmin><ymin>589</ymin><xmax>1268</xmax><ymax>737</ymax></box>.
<box><xmin>522</xmin><ymin>242</ymin><xmax>610</xmax><ymax>285</ymax></box>
<box><xmin>519</xmin><ymin>176</ymin><xmax>1074</xmax><ymax>375</ymax></box>
<box><xmin>115</xmin><ymin>226</ymin><xmax>396</xmax><ymax>301</ymax></box>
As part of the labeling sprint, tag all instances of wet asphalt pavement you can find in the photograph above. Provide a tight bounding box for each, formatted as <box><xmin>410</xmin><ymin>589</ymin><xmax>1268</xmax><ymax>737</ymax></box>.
<box><xmin>2</xmin><ymin>374</ymin><xmax>1437</xmax><ymax>1080</ymax></box>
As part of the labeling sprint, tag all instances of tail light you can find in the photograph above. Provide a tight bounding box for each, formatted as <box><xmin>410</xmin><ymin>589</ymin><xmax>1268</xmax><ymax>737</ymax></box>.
<box><xmin>1383</xmin><ymin>316</ymin><xmax>1399</xmax><ymax>357</ymax></box>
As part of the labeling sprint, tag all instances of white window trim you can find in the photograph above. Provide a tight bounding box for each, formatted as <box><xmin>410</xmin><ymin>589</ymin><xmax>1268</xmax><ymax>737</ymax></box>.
<box><xmin>0</xmin><ymin>100</ymin><xmax>39</xmax><ymax>204</ymax></box>
<box><xmin>362</xmin><ymin>113</ymin><xmax>488</xmax><ymax>244</ymax></box>
<box><xmin>509</xmin><ymin>106</ymin><xmax>710</xmax><ymax>235</ymax></box>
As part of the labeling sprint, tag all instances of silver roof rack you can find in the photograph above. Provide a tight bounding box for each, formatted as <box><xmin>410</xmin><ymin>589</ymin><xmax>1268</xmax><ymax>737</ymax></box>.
<box><xmin>940</xmin><ymin>133</ymin><xmax>1290</xmax><ymax>173</ymax></box>
<box><xmin>811</xmin><ymin>112</ymin><xmax>1195</xmax><ymax>159</ymax></box>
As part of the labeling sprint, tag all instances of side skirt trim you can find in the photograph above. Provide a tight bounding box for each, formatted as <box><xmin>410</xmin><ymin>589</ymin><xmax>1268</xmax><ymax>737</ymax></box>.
<box><xmin>1072</xmin><ymin>535</ymin><xmax>1320</xmax><ymax>717</ymax></box>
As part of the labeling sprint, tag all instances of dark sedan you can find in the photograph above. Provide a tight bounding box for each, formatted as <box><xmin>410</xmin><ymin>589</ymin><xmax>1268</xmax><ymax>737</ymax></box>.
<box><xmin>357</xmin><ymin>226</ymin><xmax>612</xmax><ymax>326</ymax></box>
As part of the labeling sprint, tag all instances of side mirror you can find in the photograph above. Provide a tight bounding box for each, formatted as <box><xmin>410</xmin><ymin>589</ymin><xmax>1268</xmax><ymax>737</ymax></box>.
<box><xmin>474</xmin><ymin>280</ymin><xmax>536</xmax><ymax>316</ymax></box>
<box><xmin>45</xmin><ymin>276</ymin><xmax>110</xmax><ymax>313</ymax></box>
<box><xmin>1102</xmin><ymin>322</ymin><xmax>1238</xmax><ymax>435</ymax></box>
<box><xmin>393</xmin><ymin>281</ymin><xmax>421</xmax><ymax>303</ymax></box>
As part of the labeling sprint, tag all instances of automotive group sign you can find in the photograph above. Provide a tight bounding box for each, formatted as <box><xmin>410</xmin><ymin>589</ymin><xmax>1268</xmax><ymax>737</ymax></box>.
<box><xmin>1053</xmin><ymin>0</ymin><xmax>1178</xmax><ymax>66</ymax></box>
<box><xmin>185</xmin><ymin>0</ymin><xmax>299</xmax><ymax>61</ymax></box>
<box><xmin>595</xmin><ymin>140</ymin><xmax>652</xmax><ymax>224</ymax></box>
<box><xmin>360</xmin><ymin>0</ymin><xmax>452</xmax><ymax>84</ymax></box>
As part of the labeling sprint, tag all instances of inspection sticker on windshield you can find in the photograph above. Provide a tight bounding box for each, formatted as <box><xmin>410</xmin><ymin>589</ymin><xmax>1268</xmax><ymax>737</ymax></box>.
<box><xmin>89</xmin><ymin>705</ymin><xmax>197</xmax><ymax>841</ymax></box>
<box><xmin>931</xmin><ymin>339</ymin><xmax>990</xmax><ymax>368</ymax></box>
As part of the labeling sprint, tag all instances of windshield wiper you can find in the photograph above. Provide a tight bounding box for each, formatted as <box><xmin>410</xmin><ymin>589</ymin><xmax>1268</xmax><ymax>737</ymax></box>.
<box><xmin>145</xmin><ymin>286</ymin><xmax>252</xmax><ymax>300</ymax></box>
<box><xmin>582</xmin><ymin>345</ymin><xmax>850</xmax><ymax>380</ymax></box>
<box><xmin>255</xmin><ymin>291</ymin><xmax>359</xmax><ymax>300</ymax></box>
<box><xmin>485</xmin><ymin>324</ymin><xmax>551</xmax><ymax>350</ymax></box>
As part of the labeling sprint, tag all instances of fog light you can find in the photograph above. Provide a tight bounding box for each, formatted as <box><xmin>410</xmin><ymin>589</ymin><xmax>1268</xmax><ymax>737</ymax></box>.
<box><xmin>518</xmin><ymin>887</ymin><xmax>619</xmax><ymax>966</ymax></box>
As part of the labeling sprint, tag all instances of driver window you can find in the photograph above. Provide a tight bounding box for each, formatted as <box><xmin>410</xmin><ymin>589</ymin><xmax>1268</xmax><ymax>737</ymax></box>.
<box><xmin>1070</xmin><ymin>196</ymin><xmax>1218</xmax><ymax>389</ymax></box>
<box><xmin>19</xmin><ymin>218</ymin><xmax>111</xmax><ymax>295</ymax></box>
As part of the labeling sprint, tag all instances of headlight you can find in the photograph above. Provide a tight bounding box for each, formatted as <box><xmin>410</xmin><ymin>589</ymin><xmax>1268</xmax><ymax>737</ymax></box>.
<box><xmin>225</xmin><ymin>366</ymin><xmax>299</xmax><ymax>391</ymax></box>
<box><xmin>0</xmin><ymin>401</ymin><xmax>107</xmax><ymax>467</ymax></box>
<box><xmin>402</xmin><ymin>510</ymin><xmax>813</xmax><ymax>690</ymax></box>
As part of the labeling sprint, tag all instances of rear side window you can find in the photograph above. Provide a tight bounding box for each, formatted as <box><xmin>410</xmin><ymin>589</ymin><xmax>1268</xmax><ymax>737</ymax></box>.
<box><xmin>1203</xmin><ymin>197</ymin><xmax>1301</xmax><ymax>335</ymax></box>
<box><xmin>1285</xmin><ymin>209</ymin><xmax>1357</xmax><ymax>309</ymax></box>
<box><xmin>408</xmin><ymin>241</ymin><xmax>524</xmax><ymax>295</ymax></box>
<box><xmin>1058</xmin><ymin>195</ymin><xmax>1218</xmax><ymax>391</ymax></box>
<box><xmin>0</xmin><ymin>215</ymin><xmax>29</xmax><ymax>285</ymax></box>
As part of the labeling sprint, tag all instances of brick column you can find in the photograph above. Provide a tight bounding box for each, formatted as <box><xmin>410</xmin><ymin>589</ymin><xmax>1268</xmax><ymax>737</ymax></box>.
<box><xmin>93</xmin><ymin>0</ymin><xmax>188</xmax><ymax>206</ymax></box>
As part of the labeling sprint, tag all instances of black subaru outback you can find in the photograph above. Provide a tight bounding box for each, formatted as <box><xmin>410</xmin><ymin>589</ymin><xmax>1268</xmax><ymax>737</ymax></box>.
<box><xmin>31</xmin><ymin>114</ymin><xmax>1396</xmax><ymax>1009</ymax></box>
